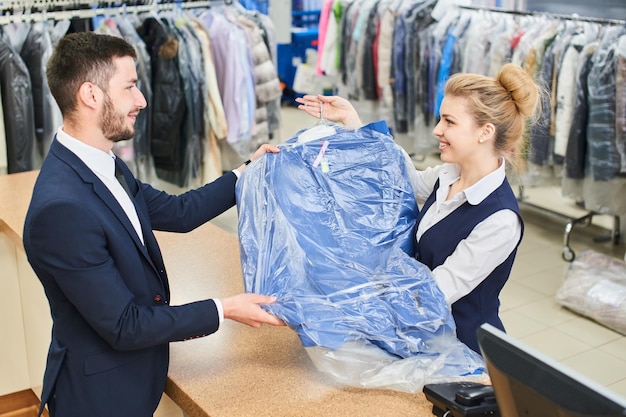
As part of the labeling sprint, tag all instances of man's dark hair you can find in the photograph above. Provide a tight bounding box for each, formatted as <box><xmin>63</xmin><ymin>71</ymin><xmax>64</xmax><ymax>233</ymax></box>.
<box><xmin>47</xmin><ymin>32</ymin><xmax>137</xmax><ymax>117</ymax></box>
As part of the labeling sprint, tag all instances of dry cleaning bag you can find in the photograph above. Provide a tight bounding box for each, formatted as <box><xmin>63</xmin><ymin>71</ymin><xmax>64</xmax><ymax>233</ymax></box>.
<box><xmin>556</xmin><ymin>249</ymin><xmax>626</xmax><ymax>336</ymax></box>
<box><xmin>236</xmin><ymin>121</ymin><xmax>485</xmax><ymax>392</ymax></box>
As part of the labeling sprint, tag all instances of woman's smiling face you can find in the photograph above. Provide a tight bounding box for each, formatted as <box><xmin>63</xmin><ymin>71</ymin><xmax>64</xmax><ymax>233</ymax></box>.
<box><xmin>433</xmin><ymin>95</ymin><xmax>486</xmax><ymax>165</ymax></box>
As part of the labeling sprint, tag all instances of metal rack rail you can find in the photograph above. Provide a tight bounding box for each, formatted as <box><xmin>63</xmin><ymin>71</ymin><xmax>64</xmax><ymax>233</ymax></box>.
<box><xmin>0</xmin><ymin>0</ymin><xmax>216</xmax><ymax>24</ymax></box>
<box><xmin>518</xmin><ymin>185</ymin><xmax>621</xmax><ymax>262</ymax></box>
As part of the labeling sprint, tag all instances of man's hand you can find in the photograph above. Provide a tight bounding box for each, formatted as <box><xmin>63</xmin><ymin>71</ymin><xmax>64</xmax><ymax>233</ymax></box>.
<box><xmin>236</xmin><ymin>143</ymin><xmax>281</xmax><ymax>174</ymax></box>
<box><xmin>220</xmin><ymin>293</ymin><xmax>286</xmax><ymax>327</ymax></box>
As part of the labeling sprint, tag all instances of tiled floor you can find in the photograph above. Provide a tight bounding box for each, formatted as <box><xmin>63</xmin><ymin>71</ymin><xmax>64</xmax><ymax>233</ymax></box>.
<box><xmin>157</xmin><ymin>105</ymin><xmax>626</xmax><ymax>416</ymax></box>
<box><xmin>499</xmin><ymin>206</ymin><xmax>626</xmax><ymax>388</ymax></box>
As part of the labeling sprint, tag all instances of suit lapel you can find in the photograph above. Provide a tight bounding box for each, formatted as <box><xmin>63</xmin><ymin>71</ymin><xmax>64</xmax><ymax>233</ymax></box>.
<box><xmin>50</xmin><ymin>139</ymin><xmax>161</xmax><ymax>275</ymax></box>
<box><xmin>112</xmin><ymin>157</ymin><xmax>169</xmax><ymax>294</ymax></box>
<box><xmin>136</xmin><ymin>207</ymin><xmax>165</xmax><ymax>271</ymax></box>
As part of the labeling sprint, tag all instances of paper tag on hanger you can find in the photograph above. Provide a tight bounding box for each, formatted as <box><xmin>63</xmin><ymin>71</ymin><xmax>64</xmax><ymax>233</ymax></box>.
<box><xmin>321</xmin><ymin>159</ymin><xmax>329</xmax><ymax>173</ymax></box>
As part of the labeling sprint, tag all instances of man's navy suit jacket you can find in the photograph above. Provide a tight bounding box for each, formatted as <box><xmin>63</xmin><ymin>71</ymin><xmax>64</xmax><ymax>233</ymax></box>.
<box><xmin>23</xmin><ymin>138</ymin><xmax>236</xmax><ymax>417</ymax></box>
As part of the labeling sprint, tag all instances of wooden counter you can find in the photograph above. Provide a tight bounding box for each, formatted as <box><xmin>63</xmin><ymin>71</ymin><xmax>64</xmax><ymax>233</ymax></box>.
<box><xmin>0</xmin><ymin>171</ymin><xmax>435</xmax><ymax>416</ymax></box>
<box><xmin>0</xmin><ymin>170</ymin><xmax>38</xmax><ymax>248</ymax></box>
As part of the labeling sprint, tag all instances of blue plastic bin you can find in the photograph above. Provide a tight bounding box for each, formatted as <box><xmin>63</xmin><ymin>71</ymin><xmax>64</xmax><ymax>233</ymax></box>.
<box><xmin>277</xmin><ymin>28</ymin><xmax>319</xmax><ymax>98</ymax></box>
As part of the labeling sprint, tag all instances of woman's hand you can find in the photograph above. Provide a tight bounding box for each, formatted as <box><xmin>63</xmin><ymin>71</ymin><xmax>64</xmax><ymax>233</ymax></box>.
<box><xmin>295</xmin><ymin>95</ymin><xmax>363</xmax><ymax>129</ymax></box>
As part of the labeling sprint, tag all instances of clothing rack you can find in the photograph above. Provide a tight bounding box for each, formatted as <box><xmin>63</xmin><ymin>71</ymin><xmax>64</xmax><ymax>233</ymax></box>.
<box><xmin>458</xmin><ymin>3</ymin><xmax>624</xmax><ymax>261</ymax></box>
<box><xmin>458</xmin><ymin>4</ymin><xmax>625</xmax><ymax>26</ymax></box>
<box><xmin>0</xmin><ymin>0</ymin><xmax>283</xmax><ymax>184</ymax></box>
<box><xmin>0</xmin><ymin>0</ymin><xmax>219</xmax><ymax>25</ymax></box>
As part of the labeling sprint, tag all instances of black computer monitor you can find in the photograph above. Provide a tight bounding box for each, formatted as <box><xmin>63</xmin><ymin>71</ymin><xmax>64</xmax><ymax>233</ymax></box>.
<box><xmin>477</xmin><ymin>323</ymin><xmax>626</xmax><ymax>417</ymax></box>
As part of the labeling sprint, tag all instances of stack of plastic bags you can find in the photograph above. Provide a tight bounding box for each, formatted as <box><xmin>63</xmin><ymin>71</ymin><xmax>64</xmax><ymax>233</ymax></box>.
<box><xmin>556</xmin><ymin>249</ymin><xmax>626</xmax><ymax>336</ymax></box>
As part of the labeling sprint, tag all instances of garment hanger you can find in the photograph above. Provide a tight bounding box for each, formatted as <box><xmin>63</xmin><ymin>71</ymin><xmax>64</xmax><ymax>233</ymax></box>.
<box><xmin>297</xmin><ymin>98</ymin><xmax>337</xmax><ymax>143</ymax></box>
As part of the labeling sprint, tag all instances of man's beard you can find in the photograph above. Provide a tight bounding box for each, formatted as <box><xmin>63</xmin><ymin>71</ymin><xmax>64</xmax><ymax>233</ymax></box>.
<box><xmin>100</xmin><ymin>94</ymin><xmax>136</xmax><ymax>143</ymax></box>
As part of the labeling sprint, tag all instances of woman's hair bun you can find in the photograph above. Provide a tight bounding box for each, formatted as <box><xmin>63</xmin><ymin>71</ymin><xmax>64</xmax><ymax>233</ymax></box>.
<box><xmin>497</xmin><ymin>63</ymin><xmax>540</xmax><ymax>118</ymax></box>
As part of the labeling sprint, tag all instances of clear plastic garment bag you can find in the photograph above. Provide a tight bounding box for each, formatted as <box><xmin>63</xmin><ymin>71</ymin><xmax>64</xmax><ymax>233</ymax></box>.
<box><xmin>236</xmin><ymin>120</ymin><xmax>485</xmax><ymax>393</ymax></box>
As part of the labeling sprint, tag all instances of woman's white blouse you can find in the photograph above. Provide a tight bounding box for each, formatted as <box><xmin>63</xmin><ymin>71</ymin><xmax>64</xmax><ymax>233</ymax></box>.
<box><xmin>407</xmin><ymin>160</ymin><xmax>522</xmax><ymax>305</ymax></box>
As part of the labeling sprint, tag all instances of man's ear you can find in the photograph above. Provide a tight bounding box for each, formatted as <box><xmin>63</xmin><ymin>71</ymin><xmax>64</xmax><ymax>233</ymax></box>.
<box><xmin>77</xmin><ymin>82</ymin><xmax>100</xmax><ymax>110</ymax></box>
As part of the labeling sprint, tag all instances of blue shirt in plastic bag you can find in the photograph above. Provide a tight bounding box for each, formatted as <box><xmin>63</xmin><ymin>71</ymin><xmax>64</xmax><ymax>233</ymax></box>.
<box><xmin>236</xmin><ymin>121</ymin><xmax>484</xmax><ymax>390</ymax></box>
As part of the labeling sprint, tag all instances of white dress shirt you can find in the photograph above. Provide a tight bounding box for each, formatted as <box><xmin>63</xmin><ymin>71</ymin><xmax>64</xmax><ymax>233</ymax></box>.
<box><xmin>408</xmin><ymin>159</ymin><xmax>522</xmax><ymax>305</ymax></box>
<box><xmin>56</xmin><ymin>127</ymin><xmax>144</xmax><ymax>245</ymax></box>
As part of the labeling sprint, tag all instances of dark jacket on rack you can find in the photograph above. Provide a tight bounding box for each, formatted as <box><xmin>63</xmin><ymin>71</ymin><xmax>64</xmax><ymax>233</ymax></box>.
<box><xmin>529</xmin><ymin>31</ymin><xmax>559</xmax><ymax>167</ymax></box>
<box><xmin>392</xmin><ymin>9</ymin><xmax>408</xmax><ymax>133</ymax></box>
<box><xmin>137</xmin><ymin>17</ymin><xmax>186</xmax><ymax>176</ymax></box>
<box><xmin>0</xmin><ymin>30</ymin><xmax>35</xmax><ymax>173</ymax></box>
<box><xmin>587</xmin><ymin>25</ymin><xmax>625</xmax><ymax>181</ymax></box>
<box><xmin>565</xmin><ymin>41</ymin><xmax>597</xmax><ymax>179</ymax></box>
<box><xmin>360</xmin><ymin>3</ymin><xmax>379</xmax><ymax>101</ymax></box>
<box><xmin>405</xmin><ymin>0</ymin><xmax>436</xmax><ymax>132</ymax></box>
<box><xmin>20</xmin><ymin>23</ymin><xmax>56</xmax><ymax>163</ymax></box>
<box><xmin>159</xmin><ymin>16</ymin><xmax>204</xmax><ymax>188</ymax></box>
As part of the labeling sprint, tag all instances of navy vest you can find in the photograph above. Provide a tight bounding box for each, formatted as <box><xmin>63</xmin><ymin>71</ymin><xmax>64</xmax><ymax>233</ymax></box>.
<box><xmin>415</xmin><ymin>177</ymin><xmax>523</xmax><ymax>353</ymax></box>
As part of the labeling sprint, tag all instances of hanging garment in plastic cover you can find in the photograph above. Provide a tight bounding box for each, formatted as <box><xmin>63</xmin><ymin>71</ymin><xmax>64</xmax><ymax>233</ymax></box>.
<box><xmin>236</xmin><ymin>121</ymin><xmax>485</xmax><ymax>392</ymax></box>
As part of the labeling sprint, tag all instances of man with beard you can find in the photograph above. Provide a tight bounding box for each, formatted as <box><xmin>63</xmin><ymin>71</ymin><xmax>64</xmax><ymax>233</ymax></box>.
<box><xmin>23</xmin><ymin>32</ymin><xmax>284</xmax><ymax>417</ymax></box>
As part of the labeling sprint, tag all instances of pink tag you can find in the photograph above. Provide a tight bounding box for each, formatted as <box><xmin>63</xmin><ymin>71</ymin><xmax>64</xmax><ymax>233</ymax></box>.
<box><xmin>312</xmin><ymin>140</ymin><xmax>330</xmax><ymax>168</ymax></box>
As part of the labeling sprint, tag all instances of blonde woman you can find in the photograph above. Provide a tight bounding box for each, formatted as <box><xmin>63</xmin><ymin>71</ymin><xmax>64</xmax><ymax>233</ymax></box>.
<box><xmin>297</xmin><ymin>63</ymin><xmax>540</xmax><ymax>353</ymax></box>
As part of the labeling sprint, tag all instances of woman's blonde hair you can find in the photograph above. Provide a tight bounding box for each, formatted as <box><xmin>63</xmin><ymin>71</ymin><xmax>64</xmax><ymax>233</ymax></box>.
<box><xmin>444</xmin><ymin>63</ymin><xmax>540</xmax><ymax>163</ymax></box>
